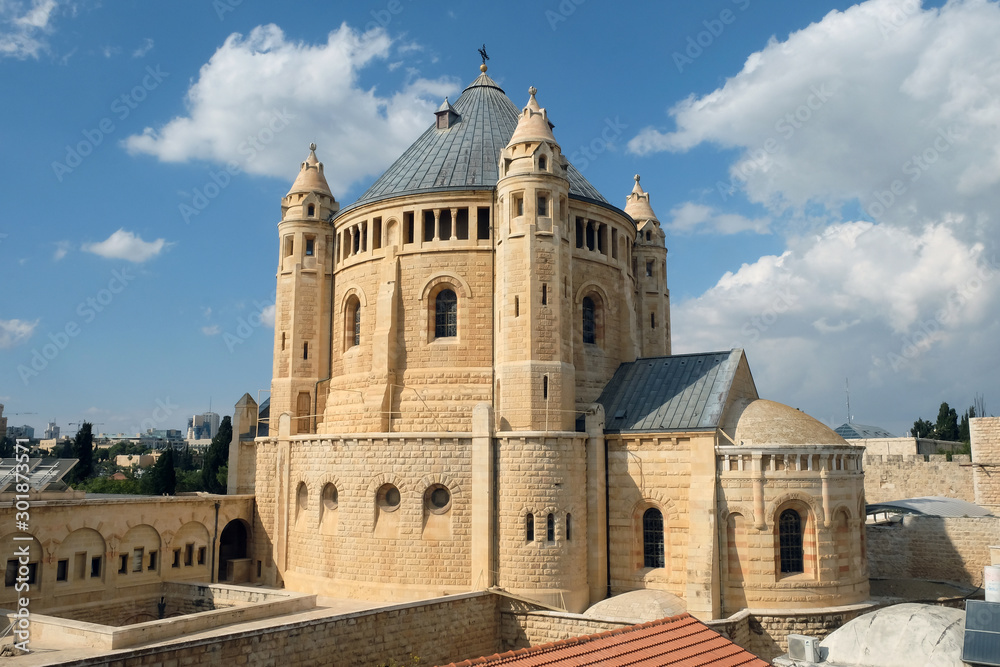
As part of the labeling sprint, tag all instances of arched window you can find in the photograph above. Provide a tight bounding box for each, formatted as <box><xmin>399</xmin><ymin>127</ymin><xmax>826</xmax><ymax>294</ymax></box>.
<box><xmin>779</xmin><ymin>509</ymin><xmax>804</xmax><ymax>574</ymax></box>
<box><xmin>526</xmin><ymin>513</ymin><xmax>534</xmax><ymax>542</ymax></box>
<box><xmin>538</xmin><ymin>155</ymin><xmax>547</xmax><ymax>171</ymax></box>
<box><xmin>546</xmin><ymin>513</ymin><xmax>555</xmax><ymax>541</ymax></box>
<box><xmin>582</xmin><ymin>297</ymin><xmax>596</xmax><ymax>344</ymax></box>
<box><xmin>345</xmin><ymin>296</ymin><xmax>361</xmax><ymax>348</ymax></box>
<box><xmin>435</xmin><ymin>289</ymin><xmax>457</xmax><ymax>338</ymax></box>
<box><xmin>307</xmin><ymin>204</ymin><xmax>315</xmax><ymax>217</ymax></box>
<box><xmin>643</xmin><ymin>508</ymin><xmax>664</xmax><ymax>568</ymax></box>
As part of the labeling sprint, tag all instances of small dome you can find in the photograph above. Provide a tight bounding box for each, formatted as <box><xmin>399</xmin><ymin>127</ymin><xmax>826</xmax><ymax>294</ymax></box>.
<box><xmin>286</xmin><ymin>143</ymin><xmax>332</xmax><ymax>197</ymax></box>
<box><xmin>820</xmin><ymin>603</ymin><xmax>966</xmax><ymax>667</ymax></box>
<box><xmin>583</xmin><ymin>589</ymin><xmax>686</xmax><ymax>624</ymax></box>
<box><xmin>624</xmin><ymin>175</ymin><xmax>659</xmax><ymax>222</ymax></box>
<box><xmin>734</xmin><ymin>399</ymin><xmax>847</xmax><ymax>447</ymax></box>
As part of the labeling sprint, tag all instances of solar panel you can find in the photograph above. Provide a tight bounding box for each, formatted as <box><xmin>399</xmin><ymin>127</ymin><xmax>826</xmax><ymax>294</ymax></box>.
<box><xmin>0</xmin><ymin>458</ymin><xmax>77</xmax><ymax>492</ymax></box>
<box><xmin>964</xmin><ymin>600</ymin><xmax>1000</xmax><ymax>666</ymax></box>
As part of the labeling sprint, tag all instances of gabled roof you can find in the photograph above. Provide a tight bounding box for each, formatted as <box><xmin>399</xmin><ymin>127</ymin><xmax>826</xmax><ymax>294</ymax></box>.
<box><xmin>834</xmin><ymin>423</ymin><xmax>896</xmax><ymax>439</ymax></box>
<box><xmin>437</xmin><ymin>613</ymin><xmax>769</xmax><ymax>667</ymax></box>
<box><xmin>598</xmin><ymin>350</ymin><xmax>745</xmax><ymax>433</ymax></box>
<box><xmin>338</xmin><ymin>71</ymin><xmax>610</xmax><ymax>216</ymax></box>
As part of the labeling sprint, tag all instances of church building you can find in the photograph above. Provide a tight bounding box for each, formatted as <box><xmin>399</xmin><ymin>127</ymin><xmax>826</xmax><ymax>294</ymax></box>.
<box><xmin>231</xmin><ymin>63</ymin><xmax>870</xmax><ymax>621</ymax></box>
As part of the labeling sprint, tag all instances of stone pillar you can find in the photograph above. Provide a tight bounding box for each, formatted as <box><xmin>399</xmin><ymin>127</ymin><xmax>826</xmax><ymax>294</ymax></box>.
<box><xmin>471</xmin><ymin>403</ymin><xmax>494</xmax><ymax>590</ymax></box>
<box><xmin>585</xmin><ymin>405</ymin><xmax>608</xmax><ymax>606</ymax></box>
<box><xmin>433</xmin><ymin>209</ymin><xmax>441</xmax><ymax>241</ymax></box>
<box><xmin>686</xmin><ymin>435</ymin><xmax>720</xmax><ymax>620</ymax></box>
<box><xmin>450</xmin><ymin>207</ymin><xmax>458</xmax><ymax>241</ymax></box>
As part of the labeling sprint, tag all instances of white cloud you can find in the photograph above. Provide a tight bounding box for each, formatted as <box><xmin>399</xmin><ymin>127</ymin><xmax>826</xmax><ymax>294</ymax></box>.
<box><xmin>202</xmin><ymin>325</ymin><xmax>221</xmax><ymax>336</ymax></box>
<box><xmin>667</xmin><ymin>201</ymin><xmax>770</xmax><ymax>235</ymax></box>
<box><xmin>260</xmin><ymin>303</ymin><xmax>275</xmax><ymax>327</ymax></box>
<box><xmin>674</xmin><ymin>220</ymin><xmax>1000</xmax><ymax>432</ymax></box>
<box><xmin>124</xmin><ymin>23</ymin><xmax>458</xmax><ymax>194</ymax></box>
<box><xmin>82</xmin><ymin>229</ymin><xmax>169</xmax><ymax>263</ymax></box>
<box><xmin>53</xmin><ymin>240</ymin><xmax>70</xmax><ymax>261</ymax></box>
<box><xmin>0</xmin><ymin>0</ymin><xmax>58</xmax><ymax>59</ymax></box>
<box><xmin>132</xmin><ymin>37</ymin><xmax>153</xmax><ymax>58</ymax></box>
<box><xmin>628</xmin><ymin>0</ymin><xmax>1000</xmax><ymax>234</ymax></box>
<box><xmin>0</xmin><ymin>318</ymin><xmax>39</xmax><ymax>348</ymax></box>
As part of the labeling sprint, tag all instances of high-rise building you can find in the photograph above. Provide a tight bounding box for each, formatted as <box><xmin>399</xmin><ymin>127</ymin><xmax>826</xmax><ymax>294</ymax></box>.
<box><xmin>44</xmin><ymin>421</ymin><xmax>60</xmax><ymax>440</ymax></box>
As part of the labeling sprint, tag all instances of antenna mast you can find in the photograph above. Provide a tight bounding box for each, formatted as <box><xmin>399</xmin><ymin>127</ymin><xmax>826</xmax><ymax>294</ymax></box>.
<box><xmin>845</xmin><ymin>378</ymin><xmax>851</xmax><ymax>424</ymax></box>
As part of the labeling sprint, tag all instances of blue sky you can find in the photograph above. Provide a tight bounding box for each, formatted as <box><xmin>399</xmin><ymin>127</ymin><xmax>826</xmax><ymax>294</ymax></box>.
<box><xmin>2</xmin><ymin>0</ymin><xmax>997</xmax><ymax>437</ymax></box>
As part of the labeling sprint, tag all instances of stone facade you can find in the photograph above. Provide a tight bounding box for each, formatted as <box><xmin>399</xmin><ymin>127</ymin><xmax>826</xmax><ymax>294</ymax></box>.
<box><xmin>867</xmin><ymin>515</ymin><xmax>1000</xmax><ymax>586</ymax></box>
<box><xmin>972</xmin><ymin>416</ymin><xmax>1000</xmax><ymax>508</ymax></box>
<box><xmin>0</xmin><ymin>495</ymin><xmax>252</xmax><ymax>614</ymax></box>
<box><xmin>863</xmin><ymin>454</ymin><xmax>974</xmax><ymax>504</ymax></box>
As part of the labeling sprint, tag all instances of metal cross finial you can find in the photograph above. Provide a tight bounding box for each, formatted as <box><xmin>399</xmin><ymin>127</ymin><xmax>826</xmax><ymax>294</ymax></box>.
<box><xmin>478</xmin><ymin>44</ymin><xmax>489</xmax><ymax>65</ymax></box>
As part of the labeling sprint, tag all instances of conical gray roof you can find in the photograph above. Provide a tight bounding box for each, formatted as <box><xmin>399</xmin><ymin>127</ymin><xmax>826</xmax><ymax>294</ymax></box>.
<box><xmin>338</xmin><ymin>72</ymin><xmax>610</xmax><ymax>216</ymax></box>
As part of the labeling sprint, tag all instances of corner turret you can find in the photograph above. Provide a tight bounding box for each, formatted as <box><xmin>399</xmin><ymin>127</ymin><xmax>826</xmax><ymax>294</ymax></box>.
<box><xmin>627</xmin><ymin>175</ymin><xmax>670</xmax><ymax>356</ymax></box>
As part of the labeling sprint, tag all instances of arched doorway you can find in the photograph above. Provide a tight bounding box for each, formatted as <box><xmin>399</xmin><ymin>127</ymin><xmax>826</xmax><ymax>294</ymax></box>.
<box><xmin>218</xmin><ymin>519</ymin><xmax>250</xmax><ymax>582</ymax></box>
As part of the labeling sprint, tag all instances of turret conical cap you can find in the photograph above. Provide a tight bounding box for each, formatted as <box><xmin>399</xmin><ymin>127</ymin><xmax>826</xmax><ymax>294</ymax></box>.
<box><xmin>624</xmin><ymin>174</ymin><xmax>659</xmax><ymax>222</ymax></box>
<box><xmin>507</xmin><ymin>86</ymin><xmax>556</xmax><ymax>146</ymax></box>
<box><xmin>286</xmin><ymin>143</ymin><xmax>332</xmax><ymax>197</ymax></box>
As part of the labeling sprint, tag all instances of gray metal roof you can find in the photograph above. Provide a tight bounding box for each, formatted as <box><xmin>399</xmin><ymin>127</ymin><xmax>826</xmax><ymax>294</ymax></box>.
<box><xmin>597</xmin><ymin>350</ymin><xmax>743</xmax><ymax>433</ymax></box>
<box><xmin>338</xmin><ymin>72</ymin><xmax>610</xmax><ymax>216</ymax></box>
<box><xmin>835</xmin><ymin>422</ymin><xmax>897</xmax><ymax>439</ymax></box>
<box><xmin>866</xmin><ymin>496</ymin><xmax>993</xmax><ymax>518</ymax></box>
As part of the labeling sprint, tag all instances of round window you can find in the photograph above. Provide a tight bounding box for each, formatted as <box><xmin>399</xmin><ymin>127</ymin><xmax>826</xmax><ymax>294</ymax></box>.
<box><xmin>426</xmin><ymin>484</ymin><xmax>452</xmax><ymax>514</ymax></box>
<box><xmin>377</xmin><ymin>483</ymin><xmax>401</xmax><ymax>511</ymax></box>
<box><xmin>322</xmin><ymin>483</ymin><xmax>338</xmax><ymax>510</ymax></box>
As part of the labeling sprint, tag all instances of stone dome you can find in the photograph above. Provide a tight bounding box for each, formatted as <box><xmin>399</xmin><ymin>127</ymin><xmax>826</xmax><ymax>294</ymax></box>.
<box><xmin>819</xmin><ymin>603</ymin><xmax>966</xmax><ymax>667</ymax></box>
<box><xmin>583</xmin><ymin>589</ymin><xmax>687</xmax><ymax>624</ymax></box>
<box><xmin>734</xmin><ymin>399</ymin><xmax>847</xmax><ymax>447</ymax></box>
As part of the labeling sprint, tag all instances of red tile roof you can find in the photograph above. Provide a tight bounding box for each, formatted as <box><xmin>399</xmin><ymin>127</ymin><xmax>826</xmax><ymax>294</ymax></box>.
<box><xmin>438</xmin><ymin>614</ymin><xmax>770</xmax><ymax>667</ymax></box>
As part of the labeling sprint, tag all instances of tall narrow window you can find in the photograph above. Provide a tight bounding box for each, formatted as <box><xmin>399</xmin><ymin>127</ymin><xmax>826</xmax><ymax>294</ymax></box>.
<box><xmin>303</xmin><ymin>342</ymin><xmax>308</xmax><ymax>360</ymax></box>
<box><xmin>307</xmin><ymin>204</ymin><xmax>315</xmax><ymax>217</ymax></box>
<box><xmin>546</xmin><ymin>514</ymin><xmax>555</xmax><ymax>541</ymax></box>
<box><xmin>779</xmin><ymin>509</ymin><xmax>804</xmax><ymax>574</ymax></box>
<box><xmin>305</xmin><ymin>237</ymin><xmax>315</xmax><ymax>256</ymax></box>
<box><xmin>514</xmin><ymin>296</ymin><xmax>520</xmax><ymax>317</ymax></box>
<box><xmin>281</xmin><ymin>332</ymin><xmax>286</xmax><ymax>351</ymax></box>
<box><xmin>582</xmin><ymin>297</ymin><xmax>596</xmax><ymax>345</ymax></box>
<box><xmin>646</xmin><ymin>260</ymin><xmax>654</xmax><ymax>277</ymax></box>
<box><xmin>643</xmin><ymin>508</ymin><xmax>665</xmax><ymax>568</ymax></box>
<box><xmin>542</xmin><ymin>283</ymin><xmax>547</xmax><ymax>305</ymax></box>
<box><xmin>538</xmin><ymin>155</ymin><xmax>547</xmax><ymax>170</ymax></box>
<box><xmin>435</xmin><ymin>289</ymin><xmax>457</xmax><ymax>338</ymax></box>
<box><xmin>566</xmin><ymin>513</ymin><xmax>572</xmax><ymax>540</ymax></box>
<box><xmin>651</xmin><ymin>313</ymin><xmax>656</xmax><ymax>329</ymax></box>
<box><xmin>543</xmin><ymin>375</ymin><xmax>549</xmax><ymax>400</ymax></box>
<box><xmin>526</xmin><ymin>514</ymin><xmax>534</xmax><ymax>542</ymax></box>
<box><xmin>353</xmin><ymin>305</ymin><xmax>361</xmax><ymax>346</ymax></box>
<box><xmin>538</xmin><ymin>195</ymin><xmax>548</xmax><ymax>217</ymax></box>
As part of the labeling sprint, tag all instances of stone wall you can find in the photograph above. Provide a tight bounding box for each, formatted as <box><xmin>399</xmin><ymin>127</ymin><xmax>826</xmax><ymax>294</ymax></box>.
<box><xmin>47</xmin><ymin>592</ymin><xmax>499</xmax><ymax>667</ymax></box>
<box><xmin>257</xmin><ymin>433</ymin><xmax>475</xmax><ymax>601</ymax></box>
<box><xmin>499</xmin><ymin>608</ymin><xmax>629</xmax><ymax>651</ymax></box>
<box><xmin>747</xmin><ymin>604</ymin><xmax>874</xmax><ymax>663</ymax></box>
<box><xmin>0</xmin><ymin>495</ymin><xmax>252</xmax><ymax>613</ymax></box>
<box><xmin>863</xmin><ymin>454</ymin><xmax>974</xmax><ymax>504</ymax></box>
<box><xmin>972</xmin><ymin>417</ymin><xmax>1000</xmax><ymax>508</ymax></box>
<box><xmin>867</xmin><ymin>515</ymin><xmax>1000</xmax><ymax>586</ymax></box>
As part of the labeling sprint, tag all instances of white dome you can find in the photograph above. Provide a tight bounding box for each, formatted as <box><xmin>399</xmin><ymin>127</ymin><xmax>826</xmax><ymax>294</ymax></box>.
<box><xmin>583</xmin><ymin>589</ymin><xmax>687</xmax><ymax>624</ymax></box>
<box><xmin>820</xmin><ymin>603</ymin><xmax>965</xmax><ymax>667</ymax></box>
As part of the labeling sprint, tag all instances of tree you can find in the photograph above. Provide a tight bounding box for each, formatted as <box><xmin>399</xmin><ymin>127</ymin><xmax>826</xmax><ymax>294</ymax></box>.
<box><xmin>934</xmin><ymin>402</ymin><xmax>960</xmax><ymax>441</ymax></box>
<box><xmin>959</xmin><ymin>405</ymin><xmax>976</xmax><ymax>444</ymax></box>
<box><xmin>912</xmin><ymin>418</ymin><xmax>934</xmax><ymax>438</ymax></box>
<box><xmin>200</xmin><ymin>416</ymin><xmax>232</xmax><ymax>494</ymax></box>
<box><xmin>67</xmin><ymin>422</ymin><xmax>94</xmax><ymax>485</ymax></box>
<box><xmin>146</xmin><ymin>447</ymin><xmax>177</xmax><ymax>495</ymax></box>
